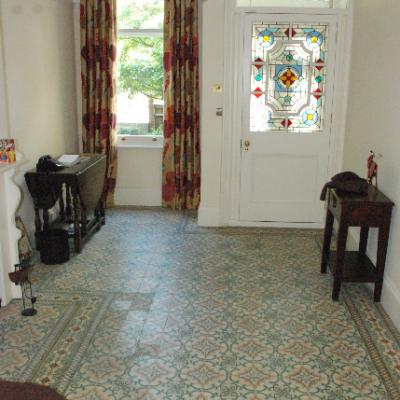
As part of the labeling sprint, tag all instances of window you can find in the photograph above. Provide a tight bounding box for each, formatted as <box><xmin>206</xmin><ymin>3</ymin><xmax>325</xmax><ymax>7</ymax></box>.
<box><xmin>117</xmin><ymin>0</ymin><xmax>164</xmax><ymax>138</ymax></box>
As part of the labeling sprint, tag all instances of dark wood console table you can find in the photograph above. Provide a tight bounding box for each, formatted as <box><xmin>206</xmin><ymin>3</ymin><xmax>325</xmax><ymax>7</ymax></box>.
<box><xmin>25</xmin><ymin>154</ymin><xmax>107</xmax><ymax>253</ymax></box>
<box><xmin>321</xmin><ymin>186</ymin><xmax>394</xmax><ymax>302</ymax></box>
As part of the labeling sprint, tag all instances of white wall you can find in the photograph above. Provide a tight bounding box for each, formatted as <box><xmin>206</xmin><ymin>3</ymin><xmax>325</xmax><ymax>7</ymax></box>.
<box><xmin>0</xmin><ymin>10</ymin><xmax>9</xmax><ymax>138</ymax></box>
<box><xmin>198</xmin><ymin>0</ymin><xmax>225</xmax><ymax>226</ymax></box>
<box><xmin>115</xmin><ymin>146</ymin><xmax>162</xmax><ymax>206</ymax></box>
<box><xmin>343</xmin><ymin>0</ymin><xmax>400</xmax><ymax>329</ymax></box>
<box><xmin>0</xmin><ymin>0</ymin><xmax>78</xmax><ymax>236</ymax></box>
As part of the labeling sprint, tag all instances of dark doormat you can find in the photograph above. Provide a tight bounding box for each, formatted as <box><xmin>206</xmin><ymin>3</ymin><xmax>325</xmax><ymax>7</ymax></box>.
<box><xmin>0</xmin><ymin>380</ymin><xmax>66</xmax><ymax>400</ymax></box>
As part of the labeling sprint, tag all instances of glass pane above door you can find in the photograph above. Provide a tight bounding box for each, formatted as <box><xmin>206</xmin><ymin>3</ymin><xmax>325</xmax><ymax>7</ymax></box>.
<box><xmin>250</xmin><ymin>22</ymin><xmax>329</xmax><ymax>133</ymax></box>
<box><xmin>237</xmin><ymin>0</ymin><xmax>348</xmax><ymax>8</ymax></box>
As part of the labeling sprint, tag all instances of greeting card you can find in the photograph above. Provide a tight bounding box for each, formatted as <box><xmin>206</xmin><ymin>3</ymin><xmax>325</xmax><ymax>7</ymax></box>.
<box><xmin>0</xmin><ymin>139</ymin><xmax>16</xmax><ymax>164</ymax></box>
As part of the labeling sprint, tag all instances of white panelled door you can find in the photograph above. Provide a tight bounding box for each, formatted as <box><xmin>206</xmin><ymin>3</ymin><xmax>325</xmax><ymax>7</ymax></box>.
<box><xmin>239</xmin><ymin>14</ymin><xmax>337</xmax><ymax>224</ymax></box>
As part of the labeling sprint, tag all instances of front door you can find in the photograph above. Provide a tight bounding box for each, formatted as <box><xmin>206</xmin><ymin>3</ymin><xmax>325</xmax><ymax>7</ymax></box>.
<box><xmin>239</xmin><ymin>14</ymin><xmax>337</xmax><ymax>224</ymax></box>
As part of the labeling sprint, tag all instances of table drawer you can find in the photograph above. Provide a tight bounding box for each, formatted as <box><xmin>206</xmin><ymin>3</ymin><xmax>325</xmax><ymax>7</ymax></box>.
<box><xmin>350</xmin><ymin>206</ymin><xmax>387</xmax><ymax>226</ymax></box>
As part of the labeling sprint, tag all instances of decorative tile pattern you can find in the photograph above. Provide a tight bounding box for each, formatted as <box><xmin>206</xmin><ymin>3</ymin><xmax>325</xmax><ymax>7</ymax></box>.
<box><xmin>0</xmin><ymin>208</ymin><xmax>399</xmax><ymax>399</ymax></box>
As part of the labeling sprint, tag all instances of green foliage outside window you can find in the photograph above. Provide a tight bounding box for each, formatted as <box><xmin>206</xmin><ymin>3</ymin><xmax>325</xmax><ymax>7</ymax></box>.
<box><xmin>117</xmin><ymin>0</ymin><xmax>163</xmax><ymax>100</ymax></box>
<box><xmin>118</xmin><ymin>36</ymin><xmax>163</xmax><ymax>102</ymax></box>
<box><xmin>117</xmin><ymin>0</ymin><xmax>164</xmax><ymax>136</ymax></box>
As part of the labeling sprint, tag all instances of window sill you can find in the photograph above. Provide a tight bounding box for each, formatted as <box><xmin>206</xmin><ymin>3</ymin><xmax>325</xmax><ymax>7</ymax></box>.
<box><xmin>117</xmin><ymin>143</ymin><xmax>163</xmax><ymax>149</ymax></box>
<box><xmin>117</xmin><ymin>135</ymin><xmax>164</xmax><ymax>149</ymax></box>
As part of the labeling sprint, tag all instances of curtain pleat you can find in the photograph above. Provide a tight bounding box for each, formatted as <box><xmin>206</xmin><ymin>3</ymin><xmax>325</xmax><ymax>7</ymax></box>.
<box><xmin>80</xmin><ymin>0</ymin><xmax>117</xmax><ymax>206</ymax></box>
<box><xmin>162</xmin><ymin>0</ymin><xmax>200</xmax><ymax>210</ymax></box>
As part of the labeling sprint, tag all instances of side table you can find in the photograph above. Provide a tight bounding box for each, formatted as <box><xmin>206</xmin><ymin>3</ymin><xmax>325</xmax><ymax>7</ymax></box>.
<box><xmin>320</xmin><ymin>186</ymin><xmax>394</xmax><ymax>302</ymax></box>
<box><xmin>25</xmin><ymin>154</ymin><xmax>107</xmax><ymax>253</ymax></box>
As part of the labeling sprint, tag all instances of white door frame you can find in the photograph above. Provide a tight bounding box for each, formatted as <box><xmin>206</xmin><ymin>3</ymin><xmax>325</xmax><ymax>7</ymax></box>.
<box><xmin>219</xmin><ymin>1</ymin><xmax>354</xmax><ymax>228</ymax></box>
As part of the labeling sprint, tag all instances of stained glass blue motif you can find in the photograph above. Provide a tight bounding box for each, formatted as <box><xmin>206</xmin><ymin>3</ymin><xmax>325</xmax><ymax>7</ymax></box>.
<box><xmin>258</xmin><ymin>29</ymin><xmax>275</xmax><ymax>48</ymax></box>
<box><xmin>306</xmin><ymin>31</ymin><xmax>324</xmax><ymax>47</ymax></box>
<box><xmin>250</xmin><ymin>22</ymin><xmax>329</xmax><ymax>133</ymax></box>
<box><xmin>302</xmin><ymin>109</ymin><xmax>319</xmax><ymax>126</ymax></box>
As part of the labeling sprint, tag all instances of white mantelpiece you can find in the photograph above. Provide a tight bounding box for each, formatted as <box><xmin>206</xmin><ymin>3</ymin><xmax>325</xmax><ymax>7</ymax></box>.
<box><xmin>0</xmin><ymin>159</ymin><xmax>23</xmax><ymax>306</ymax></box>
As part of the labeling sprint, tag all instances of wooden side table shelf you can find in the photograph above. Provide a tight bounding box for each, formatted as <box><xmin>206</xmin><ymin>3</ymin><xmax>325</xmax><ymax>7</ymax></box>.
<box><xmin>321</xmin><ymin>186</ymin><xmax>394</xmax><ymax>302</ymax></box>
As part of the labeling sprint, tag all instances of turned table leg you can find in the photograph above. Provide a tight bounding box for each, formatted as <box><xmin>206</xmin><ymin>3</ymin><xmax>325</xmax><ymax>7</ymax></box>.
<box><xmin>66</xmin><ymin>184</ymin><xmax>72</xmax><ymax>221</ymax></box>
<box><xmin>72</xmin><ymin>185</ymin><xmax>82</xmax><ymax>253</ymax></box>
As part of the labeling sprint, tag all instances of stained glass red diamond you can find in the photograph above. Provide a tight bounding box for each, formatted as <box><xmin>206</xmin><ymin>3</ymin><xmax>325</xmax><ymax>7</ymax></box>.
<box><xmin>284</xmin><ymin>28</ymin><xmax>297</xmax><ymax>38</ymax></box>
<box><xmin>316</xmin><ymin>59</ymin><xmax>324</xmax><ymax>71</ymax></box>
<box><xmin>254</xmin><ymin>57</ymin><xmax>264</xmax><ymax>69</ymax></box>
<box><xmin>281</xmin><ymin>119</ymin><xmax>292</xmax><ymax>128</ymax></box>
<box><xmin>313</xmin><ymin>88</ymin><xmax>322</xmax><ymax>100</ymax></box>
<box><xmin>253</xmin><ymin>87</ymin><xmax>263</xmax><ymax>98</ymax></box>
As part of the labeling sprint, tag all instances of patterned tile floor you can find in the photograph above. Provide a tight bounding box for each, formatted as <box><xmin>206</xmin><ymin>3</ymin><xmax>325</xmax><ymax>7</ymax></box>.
<box><xmin>1</xmin><ymin>208</ymin><xmax>400</xmax><ymax>400</ymax></box>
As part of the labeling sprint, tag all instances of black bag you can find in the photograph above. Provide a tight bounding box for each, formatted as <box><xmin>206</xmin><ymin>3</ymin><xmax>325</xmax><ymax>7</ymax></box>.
<box><xmin>320</xmin><ymin>171</ymin><xmax>369</xmax><ymax>201</ymax></box>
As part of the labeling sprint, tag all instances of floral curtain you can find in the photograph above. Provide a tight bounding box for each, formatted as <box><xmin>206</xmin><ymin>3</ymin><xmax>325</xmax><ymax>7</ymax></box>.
<box><xmin>162</xmin><ymin>0</ymin><xmax>201</xmax><ymax>210</ymax></box>
<box><xmin>80</xmin><ymin>0</ymin><xmax>117</xmax><ymax>206</ymax></box>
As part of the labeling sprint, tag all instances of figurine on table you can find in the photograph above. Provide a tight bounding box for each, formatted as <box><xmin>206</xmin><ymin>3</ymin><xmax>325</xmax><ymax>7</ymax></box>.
<box><xmin>367</xmin><ymin>151</ymin><xmax>378</xmax><ymax>187</ymax></box>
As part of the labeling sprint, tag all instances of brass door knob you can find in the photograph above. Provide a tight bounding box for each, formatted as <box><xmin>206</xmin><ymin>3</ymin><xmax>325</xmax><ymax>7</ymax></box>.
<box><xmin>243</xmin><ymin>140</ymin><xmax>250</xmax><ymax>150</ymax></box>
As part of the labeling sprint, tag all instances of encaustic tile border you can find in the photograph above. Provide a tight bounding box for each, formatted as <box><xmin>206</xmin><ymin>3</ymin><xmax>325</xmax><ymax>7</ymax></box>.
<box><xmin>343</xmin><ymin>290</ymin><xmax>400</xmax><ymax>400</ymax></box>
<box><xmin>4</xmin><ymin>291</ymin><xmax>113</xmax><ymax>392</ymax></box>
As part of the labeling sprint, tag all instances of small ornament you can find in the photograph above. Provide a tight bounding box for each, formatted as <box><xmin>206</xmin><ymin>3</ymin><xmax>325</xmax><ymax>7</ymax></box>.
<box><xmin>367</xmin><ymin>150</ymin><xmax>378</xmax><ymax>187</ymax></box>
<box><xmin>8</xmin><ymin>263</ymin><xmax>37</xmax><ymax>317</ymax></box>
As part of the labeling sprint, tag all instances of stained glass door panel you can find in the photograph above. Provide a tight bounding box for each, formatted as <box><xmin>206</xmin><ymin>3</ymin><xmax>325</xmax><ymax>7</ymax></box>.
<box><xmin>250</xmin><ymin>22</ymin><xmax>329</xmax><ymax>132</ymax></box>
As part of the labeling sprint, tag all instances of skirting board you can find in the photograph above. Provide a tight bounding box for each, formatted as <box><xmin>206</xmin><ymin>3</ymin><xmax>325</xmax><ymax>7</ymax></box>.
<box><xmin>115</xmin><ymin>188</ymin><xmax>161</xmax><ymax>207</ymax></box>
<box><xmin>229</xmin><ymin>220</ymin><xmax>324</xmax><ymax>229</ymax></box>
<box><xmin>380</xmin><ymin>278</ymin><xmax>400</xmax><ymax>331</ymax></box>
<box><xmin>198</xmin><ymin>206</ymin><xmax>222</xmax><ymax>227</ymax></box>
